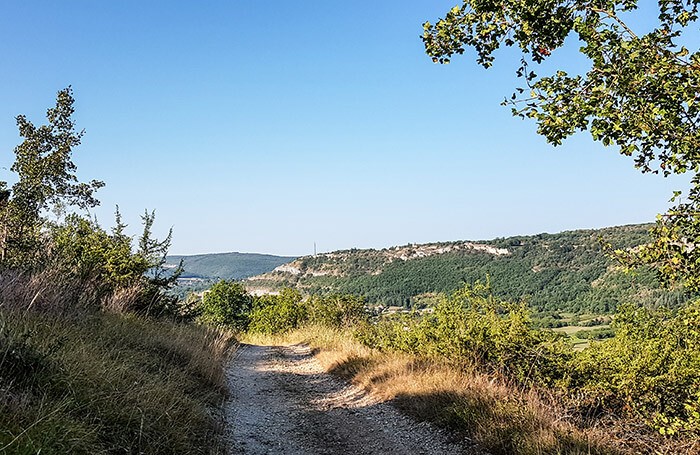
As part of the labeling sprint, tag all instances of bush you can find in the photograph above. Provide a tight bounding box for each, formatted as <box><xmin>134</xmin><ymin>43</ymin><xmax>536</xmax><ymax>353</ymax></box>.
<box><xmin>248</xmin><ymin>289</ymin><xmax>306</xmax><ymax>334</ymax></box>
<box><xmin>198</xmin><ymin>280</ymin><xmax>252</xmax><ymax>330</ymax></box>
<box><xmin>355</xmin><ymin>283</ymin><xmax>571</xmax><ymax>386</ymax></box>
<box><xmin>51</xmin><ymin>214</ymin><xmax>149</xmax><ymax>292</ymax></box>
<box><xmin>45</xmin><ymin>211</ymin><xmax>183</xmax><ymax>317</ymax></box>
<box><xmin>572</xmin><ymin>301</ymin><xmax>700</xmax><ymax>436</ymax></box>
<box><xmin>575</xmin><ymin>327</ymin><xmax>615</xmax><ymax>340</ymax></box>
<box><xmin>245</xmin><ymin>290</ymin><xmax>368</xmax><ymax>335</ymax></box>
<box><xmin>306</xmin><ymin>294</ymin><xmax>368</xmax><ymax>328</ymax></box>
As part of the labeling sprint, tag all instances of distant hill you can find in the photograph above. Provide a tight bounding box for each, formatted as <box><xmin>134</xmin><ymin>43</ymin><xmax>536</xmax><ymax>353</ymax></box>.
<box><xmin>245</xmin><ymin>224</ymin><xmax>692</xmax><ymax>314</ymax></box>
<box><xmin>166</xmin><ymin>252</ymin><xmax>296</xmax><ymax>280</ymax></box>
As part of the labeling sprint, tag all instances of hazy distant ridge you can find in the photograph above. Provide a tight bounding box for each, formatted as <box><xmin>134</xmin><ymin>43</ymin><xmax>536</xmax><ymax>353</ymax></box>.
<box><xmin>166</xmin><ymin>252</ymin><xmax>296</xmax><ymax>280</ymax></box>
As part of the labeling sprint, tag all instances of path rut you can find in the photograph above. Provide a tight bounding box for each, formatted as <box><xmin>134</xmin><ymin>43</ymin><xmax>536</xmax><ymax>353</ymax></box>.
<box><xmin>224</xmin><ymin>343</ymin><xmax>478</xmax><ymax>455</ymax></box>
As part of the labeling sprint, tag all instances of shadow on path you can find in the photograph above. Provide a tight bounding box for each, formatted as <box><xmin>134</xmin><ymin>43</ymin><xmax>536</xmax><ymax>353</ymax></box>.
<box><xmin>225</xmin><ymin>343</ymin><xmax>475</xmax><ymax>455</ymax></box>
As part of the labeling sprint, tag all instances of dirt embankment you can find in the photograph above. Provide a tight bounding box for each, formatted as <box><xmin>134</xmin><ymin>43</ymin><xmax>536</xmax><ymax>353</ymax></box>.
<box><xmin>225</xmin><ymin>343</ymin><xmax>479</xmax><ymax>455</ymax></box>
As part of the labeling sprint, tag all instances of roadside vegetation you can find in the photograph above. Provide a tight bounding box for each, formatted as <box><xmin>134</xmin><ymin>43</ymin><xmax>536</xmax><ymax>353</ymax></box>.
<box><xmin>4</xmin><ymin>0</ymin><xmax>699</xmax><ymax>450</ymax></box>
<box><xmin>0</xmin><ymin>301</ymin><xmax>233</xmax><ymax>454</ymax></box>
<box><xmin>195</xmin><ymin>278</ymin><xmax>700</xmax><ymax>455</ymax></box>
<box><xmin>0</xmin><ymin>88</ymin><xmax>235</xmax><ymax>454</ymax></box>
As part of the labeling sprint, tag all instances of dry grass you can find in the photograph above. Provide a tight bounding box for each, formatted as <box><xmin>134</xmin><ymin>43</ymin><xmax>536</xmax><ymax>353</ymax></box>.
<box><xmin>101</xmin><ymin>284</ymin><xmax>142</xmax><ymax>313</ymax></box>
<box><xmin>245</xmin><ymin>325</ymin><xmax>699</xmax><ymax>455</ymax></box>
<box><xmin>0</xmin><ymin>268</ymin><xmax>102</xmax><ymax>314</ymax></box>
<box><xmin>0</xmin><ymin>303</ymin><xmax>237</xmax><ymax>454</ymax></box>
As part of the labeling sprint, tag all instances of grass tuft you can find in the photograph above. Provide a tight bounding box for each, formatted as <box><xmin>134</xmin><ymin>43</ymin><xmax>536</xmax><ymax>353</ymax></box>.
<box><xmin>0</xmin><ymin>308</ymin><xmax>236</xmax><ymax>454</ymax></box>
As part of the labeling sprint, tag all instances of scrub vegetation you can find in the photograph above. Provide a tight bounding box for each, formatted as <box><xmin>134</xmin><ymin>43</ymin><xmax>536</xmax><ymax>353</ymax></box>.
<box><xmin>224</xmin><ymin>282</ymin><xmax>700</xmax><ymax>454</ymax></box>
<box><xmin>0</xmin><ymin>88</ymin><xmax>236</xmax><ymax>454</ymax></box>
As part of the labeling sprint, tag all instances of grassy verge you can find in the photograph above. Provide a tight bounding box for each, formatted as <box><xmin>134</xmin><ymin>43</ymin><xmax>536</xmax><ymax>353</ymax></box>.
<box><xmin>244</xmin><ymin>326</ymin><xmax>696</xmax><ymax>455</ymax></box>
<box><xmin>0</xmin><ymin>308</ymin><xmax>236</xmax><ymax>454</ymax></box>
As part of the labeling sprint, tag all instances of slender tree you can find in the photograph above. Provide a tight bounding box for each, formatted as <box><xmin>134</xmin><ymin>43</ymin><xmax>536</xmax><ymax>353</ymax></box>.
<box><xmin>1</xmin><ymin>87</ymin><xmax>104</xmax><ymax>264</ymax></box>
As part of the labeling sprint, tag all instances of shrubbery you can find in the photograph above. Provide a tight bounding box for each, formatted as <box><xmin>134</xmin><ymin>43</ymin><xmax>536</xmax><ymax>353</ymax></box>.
<box><xmin>353</xmin><ymin>282</ymin><xmax>700</xmax><ymax>438</ymax></box>
<box><xmin>574</xmin><ymin>327</ymin><xmax>614</xmax><ymax>340</ymax></box>
<box><xmin>197</xmin><ymin>280</ymin><xmax>252</xmax><ymax>329</ymax></box>
<box><xmin>248</xmin><ymin>289</ymin><xmax>306</xmax><ymax>334</ymax></box>
<box><xmin>572</xmin><ymin>302</ymin><xmax>700</xmax><ymax>436</ymax></box>
<box><xmin>355</xmin><ymin>283</ymin><xmax>571</xmax><ymax>387</ymax></box>
<box><xmin>202</xmin><ymin>283</ymin><xmax>369</xmax><ymax>334</ymax></box>
<box><xmin>50</xmin><ymin>214</ymin><xmax>147</xmax><ymax>289</ymax></box>
<box><xmin>305</xmin><ymin>294</ymin><xmax>367</xmax><ymax>328</ymax></box>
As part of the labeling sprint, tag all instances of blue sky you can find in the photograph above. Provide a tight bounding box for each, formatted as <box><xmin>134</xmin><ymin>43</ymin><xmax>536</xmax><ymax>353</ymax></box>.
<box><xmin>0</xmin><ymin>1</ymin><xmax>690</xmax><ymax>256</ymax></box>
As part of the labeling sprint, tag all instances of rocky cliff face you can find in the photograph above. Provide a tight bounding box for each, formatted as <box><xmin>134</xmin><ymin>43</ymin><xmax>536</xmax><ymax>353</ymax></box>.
<box><xmin>245</xmin><ymin>241</ymin><xmax>510</xmax><ymax>293</ymax></box>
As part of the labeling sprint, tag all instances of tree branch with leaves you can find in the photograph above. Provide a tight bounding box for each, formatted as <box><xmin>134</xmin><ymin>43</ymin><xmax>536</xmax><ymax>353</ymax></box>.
<box><xmin>423</xmin><ymin>0</ymin><xmax>700</xmax><ymax>289</ymax></box>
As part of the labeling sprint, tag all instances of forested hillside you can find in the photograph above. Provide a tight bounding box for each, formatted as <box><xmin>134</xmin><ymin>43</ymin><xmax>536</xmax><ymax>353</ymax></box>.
<box><xmin>246</xmin><ymin>224</ymin><xmax>691</xmax><ymax>313</ymax></box>
<box><xmin>166</xmin><ymin>252</ymin><xmax>296</xmax><ymax>280</ymax></box>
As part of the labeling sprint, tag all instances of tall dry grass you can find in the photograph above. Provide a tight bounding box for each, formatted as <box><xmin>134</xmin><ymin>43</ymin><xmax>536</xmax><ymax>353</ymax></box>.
<box><xmin>0</xmin><ymin>270</ymin><xmax>237</xmax><ymax>454</ymax></box>
<box><xmin>0</xmin><ymin>267</ymin><xmax>103</xmax><ymax>314</ymax></box>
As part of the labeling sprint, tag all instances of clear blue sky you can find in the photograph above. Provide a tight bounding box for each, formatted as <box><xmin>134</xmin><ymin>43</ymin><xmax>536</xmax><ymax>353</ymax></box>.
<box><xmin>0</xmin><ymin>1</ymin><xmax>689</xmax><ymax>256</ymax></box>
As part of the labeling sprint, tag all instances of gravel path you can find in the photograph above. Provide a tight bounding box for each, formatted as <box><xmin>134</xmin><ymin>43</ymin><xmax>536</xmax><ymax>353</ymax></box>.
<box><xmin>224</xmin><ymin>343</ymin><xmax>479</xmax><ymax>455</ymax></box>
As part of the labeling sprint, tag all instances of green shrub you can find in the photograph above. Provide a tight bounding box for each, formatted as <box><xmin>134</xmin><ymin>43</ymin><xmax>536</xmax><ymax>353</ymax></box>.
<box><xmin>354</xmin><ymin>312</ymin><xmax>424</xmax><ymax>352</ymax></box>
<box><xmin>575</xmin><ymin>327</ymin><xmax>615</xmax><ymax>340</ymax></box>
<box><xmin>248</xmin><ymin>289</ymin><xmax>306</xmax><ymax>334</ymax></box>
<box><xmin>51</xmin><ymin>214</ymin><xmax>149</xmax><ymax>291</ymax></box>
<box><xmin>198</xmin><ymin>280</ymin><xmax>252</xmax><ymax>330</ymax></box>
<box><xmin>572</xmin><ymin>301</ymin><xmax>700</xmax><ymax>436</ymax></box>
<box><xmin>356</xmin><ymin>283</ymin><xmax>571</xmax><ymax>386</ymax></box>
<box><xmin>246</xmin><ymin>290</ymin><xmax>368</xmax><ymax>335</ymax></box>
<box><xmin>46</xmin><ymin>211</ymin><xmax>183</xmax><ymax>317</ymax></box>
<box><xmin>306</xmin><ymin>294</ymin><xmax>368</xmax><ymax>328</ymax></box>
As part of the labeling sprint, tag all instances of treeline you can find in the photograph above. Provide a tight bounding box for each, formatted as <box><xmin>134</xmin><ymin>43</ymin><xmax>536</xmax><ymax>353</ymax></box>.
<box><xmin>265</xmin><ymin>225</ymin><xmax>693</xmax><ymax>313</ymax></box>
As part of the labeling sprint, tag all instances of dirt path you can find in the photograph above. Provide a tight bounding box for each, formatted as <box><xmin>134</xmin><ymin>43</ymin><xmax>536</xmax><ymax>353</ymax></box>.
<box><xmin>224</xmin><ymin>343</ymin><xmax>479</xmax><ymax>455</ymax></box>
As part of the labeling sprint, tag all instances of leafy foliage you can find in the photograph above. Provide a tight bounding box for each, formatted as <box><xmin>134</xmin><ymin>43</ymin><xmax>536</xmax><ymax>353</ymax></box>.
<box><xmin>47</xmin><ymin>209</ymin><xmax>182</xmax><ymax>316</ymax></box>
<box><xmin>0</xmin><ymin>87</ymin><xmax>104</xmax><ymax>265</ymax></box>
<box><xmin>422</xmin><ymin>0</ymin><xmax>700</xmax><ymax>290</ymax></box>
<box><xmin>422</xmin><ymin>0</ymin><xmax>699</xmax><ymax>171</ymax></box>
<box><xmin>198</xmin><ymin>280</ymin><xmax>253</xmax><ymax>329</ymax></box>
<box><xmin>243</xmin><ymin>288</ymin><xmax>368</xmax><ymax>335</ymax></box>
<box><xmin>356</xmin><ymin>283</ymin><xmax>700</xmax><ymax>437</ymax></box>
<box><xmin>573</xmin><ymin>301</ymin><xmax>700</xmax><ymax>435</ymax></box>
<box><xmin>305</xmin><ymin>294</ymin><xmax>368</xmax><ymax>328</ymax></box>
<box><xmin>248</xmin><ymin>289</ymin><xmax>307</xmax><ymax>334</ymax></box>
<box><xmin>356</xmin><ymin>283</ymin><xmax>571</xmax><ymax>387</ymax></box>
<box><xmin>51</xmin><ymin>213</ymin><xmax>148</xmax><ymax>289</ymax></box>
<box><xmin>614</xmin><ymin>201</ymin><xmax>700</xmax><ymax>291</ymax></box>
